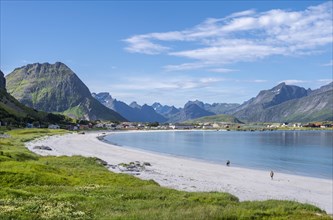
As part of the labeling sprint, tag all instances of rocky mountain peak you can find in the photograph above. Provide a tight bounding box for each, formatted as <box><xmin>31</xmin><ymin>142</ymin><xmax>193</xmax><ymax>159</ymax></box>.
<box><xmin>184</xmin><ymin>100</ymin><xmax>205</xmax><ymax>109</ymax></box>
<box><xmin>152</xmin><ymin>102</ymin><xmax>162</xmax><ymax>110</ymax></box>
<box><xmin>92</xmin><ymin>92</ymin><xmax>113</xmax><ymax>104</ymax></box>
<box><xmin>5</xmin><ymin>62</ymin><xmax>125</xmax><ymax>121</ymax></box>
<box><xmin>130</xmin><ymin>101</ymin><xmax>142</xmax><ymax>109</ymax></box>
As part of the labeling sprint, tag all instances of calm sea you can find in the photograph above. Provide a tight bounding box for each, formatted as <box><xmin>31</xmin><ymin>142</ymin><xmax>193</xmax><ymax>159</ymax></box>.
<box><xmin>104</xmin><ymin>130</ymin><xmax>333</xmax><ymax>179</ymax></box>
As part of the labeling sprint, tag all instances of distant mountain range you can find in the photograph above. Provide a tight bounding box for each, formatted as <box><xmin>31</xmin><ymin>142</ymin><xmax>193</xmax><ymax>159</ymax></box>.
<box><xmin>5</xmin><ymin>62</ymin><xmax>126</xmax><ymax>121</ymax></box>
<box><xmin>94</xmin><ymin>82</ymin><xmax>332</xmax><ymax>123</ymax></box>
<box><xmin>230</xmin><ymin>82</ymin><xmax>333</xmax><ymax>122</ymax></box>
<box><xmin>92</xmin><ymin>92</ymin><xmax>167</xmax><ymax>123</ymax></box>
<box><xmin>2</xmin><ymin>62</ymin><xmax>332</xmax><ymax>124</ymax></box>
<box><xmin>92</xmin><ymin>92</ymin><xmax>241</xmax><ymax>123</ymax></box>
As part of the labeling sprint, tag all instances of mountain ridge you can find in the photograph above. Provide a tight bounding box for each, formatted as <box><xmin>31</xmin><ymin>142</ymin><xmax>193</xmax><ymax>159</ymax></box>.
<box><xmin>5</xmin><ymin>62</ymin><xmax>126</xmax><ymax>121</ymax></box>
<box><xmin>0</xmin><ymin>70</ymin><xmax>73</xmax><ymax>127</ymax></box>
<box><xmin>92</xmin><ymin>92</ymin><xmax>167</xmax><ymax>122</ymax></box>
<box><xmin>230</xmin><ymin>82</ymin><xmax>332</xmax><ymax>122</ymax></box>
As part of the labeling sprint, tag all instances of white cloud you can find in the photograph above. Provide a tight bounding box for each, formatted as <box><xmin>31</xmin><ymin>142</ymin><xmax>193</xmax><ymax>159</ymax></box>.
<box><xmin>163</xmin><ymin>62</ymin><xmax>209</xmax><ymax>71</ymax></box>
<box><xmin>209</xmin><ymin>68</ymin><xmax>238</xmax><ymax>73</ymax></box>
<box><xmin>110</xmin><ymin>76</ymin><xmax>224</xmax><ymax>91</ymax></box>
<box><xmin>322</xmin><ymin>60</ymin><xmax>333</xmax><ymax>66</ymax></box>
<box><xmin>124</xmin><ymin>2</ymin><xmax>332</xmax><ymax>70</ymax></box>
<box><xmin>124</xmin><ymin>36</ymin><xmax>170</xmax><ymax>55</ymax></box>
<box><xmin>317</xmin><ymin>79</ymin><xmax>333</xmax><ymax>84</ymax></box>
<box><xmin>227</xmin><ymin>9</ymin><xmax>256</xmax><ymax>19</ymax></box>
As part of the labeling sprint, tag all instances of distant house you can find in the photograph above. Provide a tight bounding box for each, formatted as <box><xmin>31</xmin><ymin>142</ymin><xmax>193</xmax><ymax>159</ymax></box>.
<box><xmin>48</xmin><ymin>124</ymin><xmax>60</xmax><ymax>129</ymax></box>
<box><xmin>293</xmin><ymin>123</ymin><xmax>302</xmax><ymax>128</ymax></box>
<box><xmin>169</xmin><ymin>124</ymin><xmax>195</xmax><ymax>130</ymax></box>
<box><xmin>203</xmin><ymin>125</ymin><xmax>213</xmax><ymax>129</ymax></box>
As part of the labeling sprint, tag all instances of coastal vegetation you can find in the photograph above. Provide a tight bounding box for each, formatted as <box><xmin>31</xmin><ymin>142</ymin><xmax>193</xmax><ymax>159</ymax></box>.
<box><xmin>0</xmin><ymin>128</ymin><xmax>331</xmax><ymax>219</ymax></box>
<box><xmin>185</xmin><ymin>114</ymin><xmax>243</xmax><ymax>124</ymax></box>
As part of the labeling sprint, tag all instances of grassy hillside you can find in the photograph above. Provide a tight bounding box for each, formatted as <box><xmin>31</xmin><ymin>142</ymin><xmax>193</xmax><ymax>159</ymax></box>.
<box><xmin>5</xmin><ymin>62</ymin><xmax>126</xmax><ymax>121</ymax></box>
<box><xmin>186</xmin><ymin>114</ymin><xmax>243</xmax><ymax>124</ymax></box>
<box><xmin>0</xmin><ymin>89</ymin><xmax>74</xmax><ymax>127</ymax></box>
<box><xmin>0</xmin><ymin>129</ymin><xmax>330</xmax><ymax>219</ymax></box>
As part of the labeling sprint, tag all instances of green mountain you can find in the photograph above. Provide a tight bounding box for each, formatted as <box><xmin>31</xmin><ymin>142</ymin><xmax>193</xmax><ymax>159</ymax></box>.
<box><xmin>1</xmin><ymin>70</ymin><xmax>72</xmax><ymax>127</ymax></box>
<box><xmin>186</xmin><ymin>114</ymin><xmax>243</xmax><ymax>124</ymax></box>
<box><xmin>5</xmin><ymin>62</ymin><xmax>126</xmax><ymax>121</ymax></box>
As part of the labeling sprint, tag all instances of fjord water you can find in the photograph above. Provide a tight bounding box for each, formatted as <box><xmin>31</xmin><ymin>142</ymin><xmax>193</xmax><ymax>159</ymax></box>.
<box><xmin>105</xmin><ymin>131</ymin><xmax>333</xmax><ymax>179</ymax></box>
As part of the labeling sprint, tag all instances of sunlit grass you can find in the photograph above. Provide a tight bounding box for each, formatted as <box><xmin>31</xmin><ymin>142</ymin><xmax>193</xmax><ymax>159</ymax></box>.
<box><xmin>0</xmin><ymin>128</ymin><xmax>330</xmax><ymax>219</ymax></box>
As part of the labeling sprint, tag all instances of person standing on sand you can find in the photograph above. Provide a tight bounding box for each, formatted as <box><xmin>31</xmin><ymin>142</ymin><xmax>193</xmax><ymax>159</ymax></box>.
<box><xmin>270</xmin><ymin>171</ymin><xmax>274</xmax><ymax>180</ymax></box>
<box><xmin>226</xmin><ymin>160</ymin><xmax>230</xmax><ymax>166</ymax></box>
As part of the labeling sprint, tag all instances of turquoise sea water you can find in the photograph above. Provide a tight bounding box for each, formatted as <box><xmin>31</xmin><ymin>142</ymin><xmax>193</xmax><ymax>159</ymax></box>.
<box><xmin>104</xmin><ymin>130</ymin><xmax>333</xmax><ymax>179</ymax></box>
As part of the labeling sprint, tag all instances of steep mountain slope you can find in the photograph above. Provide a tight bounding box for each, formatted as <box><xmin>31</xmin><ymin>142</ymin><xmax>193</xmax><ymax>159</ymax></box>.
<box><xmin>185</xmin><ymin>100</ymin><xmax>239</xmax><ymax>114</ymax></box>
<box><xmin>129</xmin><ymin>101</ymin><xmax>142</xmax><ymax>109</ymax></box>
<box><xmin>6</xmin><ymin>62</ymin><xmax>126</xmax><ymax>121</ymax></box>
<box><xmin>205</xmin><ymin>103</ymin><xmax>240</xmax><ymax>115</ymax></box>
<box><xmin>0</xmin><ymin>70</ymin><xmax>71</xmax><ymax>126</ymax></box>
<box><xmin>139</xmin><ymin>104</ymin><xmax>167</xmax><ymax>123</ymax></box>
<box><xmin>231</xmin><ymin>83</ymin><xmax>309</xmax><ymax>122</ymax></box>
<box><xmin>152</xmin><ymin>102</ymin><xmax>180</xmax><ymax>116</ymax></box>
<box><xmin>258</xmin><ymin>83</ymin><xmax>333</xmax><ymax>122</ymax></box>
<box><xmin>168</xmin><ymin>103</ymin><xmax>215</xmax><ymax>122</ymax></box>
<box><xmin>231</xmin><ymin>82</ymin><xmax>332</xmax><ymax>122</ymax></box>
<box><xmin>92</xmin><ymin>93</ymin><xmax>167</xmax><ymax>122</ymax></box>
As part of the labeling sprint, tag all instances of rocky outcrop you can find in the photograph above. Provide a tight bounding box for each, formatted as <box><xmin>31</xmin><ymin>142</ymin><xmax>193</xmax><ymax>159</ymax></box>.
<box><xmin>0</xmin><ymin>70</ymin><xmax>6</xmax><ymax>91</ymax></box>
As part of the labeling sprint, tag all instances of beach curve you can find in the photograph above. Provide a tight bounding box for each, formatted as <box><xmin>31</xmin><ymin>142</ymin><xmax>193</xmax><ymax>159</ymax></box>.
<box><xmin>26</xmin><ymin>131</ymin><xmax>333</xmax><ymax>214</ymax></box>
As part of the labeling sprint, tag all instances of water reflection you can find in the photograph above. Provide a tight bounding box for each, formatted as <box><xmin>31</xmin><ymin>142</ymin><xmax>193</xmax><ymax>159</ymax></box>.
<box><xmin>105</xmin><ymin>131</ymin><xmax>333</xmax><ymax>179</ymax></box>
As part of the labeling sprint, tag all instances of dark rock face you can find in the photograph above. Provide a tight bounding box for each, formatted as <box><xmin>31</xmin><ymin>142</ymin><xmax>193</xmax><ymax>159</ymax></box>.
<box><xmin>6</xmin><ymin>62</ymin><xmax>126</xmax><ymax>121</ymax></box>
<box><xmin>0</xmin><ymin>70</ymin><xmax>6</xmax><ymax>91</ymax></box>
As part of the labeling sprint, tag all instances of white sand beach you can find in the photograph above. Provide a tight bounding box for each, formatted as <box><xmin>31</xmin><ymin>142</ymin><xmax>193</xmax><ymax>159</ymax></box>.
<box><xmin>26</xmin><ymin>131</ymin><xmax>333</xmax><ymax>214</ymax></box>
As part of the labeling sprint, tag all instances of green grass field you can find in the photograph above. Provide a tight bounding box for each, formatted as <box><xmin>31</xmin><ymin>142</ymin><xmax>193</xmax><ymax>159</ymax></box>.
<box><xmin>0</xmin><ymin>129</ymin><xmax>331</xmax><ymax>219</ymax></box>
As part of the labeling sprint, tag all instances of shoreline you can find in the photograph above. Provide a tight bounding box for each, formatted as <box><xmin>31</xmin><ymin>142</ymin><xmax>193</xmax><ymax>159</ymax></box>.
<box><xmin>26</xmin><ymin>130</ymin><xmax>333</xmax><ymax>214</ymax></box>
<box><xmin>102</xmin><ymin>130</ymin><xmax>332</xmax><ymax>180</ymax></box>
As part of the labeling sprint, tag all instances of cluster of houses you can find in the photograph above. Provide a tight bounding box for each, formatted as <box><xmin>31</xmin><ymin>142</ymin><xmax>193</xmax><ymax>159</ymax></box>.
<box><xmin>267</xmin><ymin>122</ymin><xmax>332</xmax><ymax>128</ymax></box>
<box><xmin>21</xmin><ymin>121</ymin><xmax>332</xmax><ymax>131</ymax></box>
<box><xmin>92</xmin><ymin>122</ymin><xmax>236</xmax><ymax>130</ymax></box>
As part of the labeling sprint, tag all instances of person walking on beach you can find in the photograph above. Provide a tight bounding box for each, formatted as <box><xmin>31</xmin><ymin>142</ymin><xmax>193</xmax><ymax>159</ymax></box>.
<box><xmin>270</xmin><ymin>171</ymin><xmax>274</xmax><ymax>180</ymax></box>
<box><xmin>226</xmin><ymin>160</ymin><xmax>230</xmax><ymax>166</ymax></box>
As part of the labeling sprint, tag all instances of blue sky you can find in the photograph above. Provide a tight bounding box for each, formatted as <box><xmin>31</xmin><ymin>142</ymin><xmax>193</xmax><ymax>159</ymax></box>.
<box><xmin>1</xmin><ymin>1</ymin><xmax>332</xmax><ymax>107</ymax></box>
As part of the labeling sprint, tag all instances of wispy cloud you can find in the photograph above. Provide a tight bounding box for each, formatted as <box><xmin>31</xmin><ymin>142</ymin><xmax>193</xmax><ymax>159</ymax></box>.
<box><xmin>110</xmin><ymin>76</ymin><xmax>224</xmax><ymax>91</ymax></box>
<box><xmin>124</xmin><ymin>35</ymin><xmax>170</xmax><ymax>55</ymax></box>
<box><xmin>208</xmin><ymin>68</ymin><xmax>238</xmax><ymax>73</ymax></box>
<box><xmin>322</xmin><ymin>60</ymin><xmax>333</xmax><ymax>66</ymax></box>
<box><xmin>317</xmin><ymin>79</ymin><xmax>332</xmax><ymax>84</ymax></box>
<box><xmin>124</xmin><ymin>2</ymin><xmax>332</xmax><ymax>71</ymax></box>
